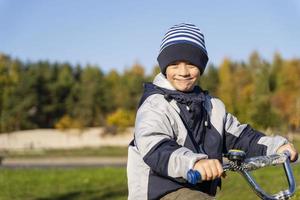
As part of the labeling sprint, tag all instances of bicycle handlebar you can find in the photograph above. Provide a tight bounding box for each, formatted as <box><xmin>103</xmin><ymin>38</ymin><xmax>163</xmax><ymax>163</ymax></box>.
<box><xmin>187</xmin><ymin>150</ymin><xmax>296</xmax><ymax>200</ymax></box>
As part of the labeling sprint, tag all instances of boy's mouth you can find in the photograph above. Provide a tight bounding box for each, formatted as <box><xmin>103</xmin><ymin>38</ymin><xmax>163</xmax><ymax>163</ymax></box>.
<box><xmin>175</xmin><ymin>78</ymin><xmax>193</xmax><ymax>81</ymax></box>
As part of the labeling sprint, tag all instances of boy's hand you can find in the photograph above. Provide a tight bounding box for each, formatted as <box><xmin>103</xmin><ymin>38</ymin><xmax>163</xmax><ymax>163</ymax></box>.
<box><xmin>276</xmin><ymin>143</ymin><xmax>298</xmax><ymax>162</ymax></box>
<box><xmin>193</xmin><ymin>159</ymin><xmax>223</xmax><ymax>181</ymax></box>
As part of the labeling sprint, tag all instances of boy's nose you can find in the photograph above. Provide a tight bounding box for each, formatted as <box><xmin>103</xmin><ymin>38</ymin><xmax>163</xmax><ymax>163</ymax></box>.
<box><xmin>177</xmin><ymin>63</ymin><xmax>189</xmax><ymax>76</ymax></box>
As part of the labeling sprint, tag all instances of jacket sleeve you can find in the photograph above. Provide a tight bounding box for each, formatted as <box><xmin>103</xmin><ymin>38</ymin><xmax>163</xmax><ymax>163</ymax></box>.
<box><xmin>223</xmin><ymin>112</ymin><xmax>288</xmax><ymax>157</ymax></box>
<box><xmin>135</xmin><ymin>95</ymin><xmax>207</xmax><ymax>179</ymax></box>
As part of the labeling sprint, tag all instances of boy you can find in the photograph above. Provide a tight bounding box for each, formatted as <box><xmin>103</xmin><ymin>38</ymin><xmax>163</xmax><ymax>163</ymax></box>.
<box><xmin>127</xmin><ymin>23</ymin><xmax>297</xmax><ymax>200</ymax></box>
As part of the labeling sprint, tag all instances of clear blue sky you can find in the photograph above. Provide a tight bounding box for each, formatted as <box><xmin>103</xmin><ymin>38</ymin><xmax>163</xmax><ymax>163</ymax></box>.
<box><xmin>1</xmin><ymin>0</ymin><xmax>300</xmax><ymax>74</ymax></box>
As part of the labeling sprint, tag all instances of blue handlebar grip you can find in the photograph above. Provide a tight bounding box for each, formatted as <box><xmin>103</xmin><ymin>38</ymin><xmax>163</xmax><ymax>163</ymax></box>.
<box><xmin>187</xmin><ymin>169</ymin><xmax>201</xmax><ymax>185</ymax></box>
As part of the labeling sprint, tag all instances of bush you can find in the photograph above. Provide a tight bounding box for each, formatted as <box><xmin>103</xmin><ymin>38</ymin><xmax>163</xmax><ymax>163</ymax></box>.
<box><xmin>106</xmin><ymin>109</ymin><xmax>135</xmax><ymax>133</ymax></box>
<box><xmin>54</xmin><ymin>115</ymin><xmax>84</xmax><ymax>130</ymax></box>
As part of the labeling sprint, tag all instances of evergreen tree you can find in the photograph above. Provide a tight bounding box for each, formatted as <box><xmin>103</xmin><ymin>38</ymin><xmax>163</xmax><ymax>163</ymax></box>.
<box><xmin>72</xmin><ymin>65</ymin><xmax>106</xmax><ymax>126</ymax></box>
<box><xmin>247</xmin><ymin>52</ymin><xmax>279</xmax><ymax>129</ymax></box>
<box><xmin>199</xmin><ymin>64</ymin><xmax>219</xmax><ymax>96</ymax></box>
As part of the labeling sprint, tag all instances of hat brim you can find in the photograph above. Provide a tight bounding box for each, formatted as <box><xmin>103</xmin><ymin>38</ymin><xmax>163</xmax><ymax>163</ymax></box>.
<box><xmin>157</xmin><ymin>43</ymin><xmax>209</xmax><ymax>75</ymax></box>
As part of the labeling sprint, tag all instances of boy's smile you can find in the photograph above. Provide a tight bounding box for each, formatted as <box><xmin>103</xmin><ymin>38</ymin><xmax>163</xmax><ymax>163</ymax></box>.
<box><xmin>166</xmin><ymin>61</ymin><xmax>200</xmax><ymax>92</ymax></box>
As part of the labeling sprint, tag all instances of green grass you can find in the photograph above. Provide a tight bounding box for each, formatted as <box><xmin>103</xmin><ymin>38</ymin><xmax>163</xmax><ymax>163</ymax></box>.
<box><xmin>1</xmin><ymin>165</ymin><xmax>299</xmax><ymax>200</ymax></box>
<box><xmin>292</xmin><ymin>138</ymin><xmax>300</xmax><ymax>152</ymax></box>
<box><xmin>0</xmin><ymin>146</ymin><xmax>128</xmax><ymax>158</ymax></box>
<box><xmin>0</xmin><ymin>168</ymin><xmax>127</xmax><ymax>200</ymax></box>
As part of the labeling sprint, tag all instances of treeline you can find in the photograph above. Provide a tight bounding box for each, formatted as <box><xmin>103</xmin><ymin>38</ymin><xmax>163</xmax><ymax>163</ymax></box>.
<box><xmin>0</xmin><ymin>52</ymin><xmax>299</xmax><ymax>134</ymax></box>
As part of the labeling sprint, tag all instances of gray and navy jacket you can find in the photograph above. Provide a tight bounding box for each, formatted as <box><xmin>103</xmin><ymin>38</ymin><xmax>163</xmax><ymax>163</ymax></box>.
<box><xmin>127</xmin><ymin>73</ymin><xmax>287</xmax><ymax>200</ymax></box>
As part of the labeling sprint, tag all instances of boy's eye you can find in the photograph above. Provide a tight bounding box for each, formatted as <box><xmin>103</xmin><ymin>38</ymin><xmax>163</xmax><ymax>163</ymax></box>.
<box><xmin>167</xmin><ymin>62</ymin><xmax>197</xmax><ymax>69</ymax></box>
<box><xmin>187</xmin><ymin>65</ymin><xmax>197</xmax><ymax>69</ymax></box>
<box><xmin>169</xmin><ymin>61</ymin><xmax>180</xmax><ymax>66</ymax></box>
<box><xmin>169</xmin><ymin>65</ymin><xmax>178</xmax><ymax>69</ymax></box>
<box><xmin>186</xmin><ymin>62</ymin><xmax>197</xmax><ymax>67</ymax></box>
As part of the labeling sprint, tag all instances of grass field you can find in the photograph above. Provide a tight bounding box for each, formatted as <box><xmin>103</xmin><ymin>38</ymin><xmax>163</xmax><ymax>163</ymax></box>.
<box><xmin>0</xmin><ymin>165</ymin><xmax>299</xmax><ymax>200</ymax></box>
<box><xmin>0</xmin><ymin>167</ymin><xmax>127</xmax><ymax>200</ymax></box>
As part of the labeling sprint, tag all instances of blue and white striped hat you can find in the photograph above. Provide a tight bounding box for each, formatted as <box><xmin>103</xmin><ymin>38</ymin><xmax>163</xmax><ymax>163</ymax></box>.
<box><xmin>157</xmin><ymin>23</ymin><xmax>209</xmax><ymax>74</ymax></box>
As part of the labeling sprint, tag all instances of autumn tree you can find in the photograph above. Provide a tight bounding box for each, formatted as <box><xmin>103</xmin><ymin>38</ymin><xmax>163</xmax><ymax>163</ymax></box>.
<box><xmin>120</xmin><ymin>63</ymin><xmax>146</xmax><ymax>111</ymax></box>
<box><xmin>232</xmin><ymin>62</ymin><xmax>253</xmax><ymax>123</ymax></box>
<box><xmin>0</xmin><ymin>54</ymin><xmax>26</xmax><ymax>132</ymax></box>
<box><xmin>217</xmin><ymin>58</ymin><xmax>238</xmax><ymax>114</ymax></box>
<box><xmin>272</xmin><ymin>59</ymin><xmax>300</xmax><ymax>130</ymax></box>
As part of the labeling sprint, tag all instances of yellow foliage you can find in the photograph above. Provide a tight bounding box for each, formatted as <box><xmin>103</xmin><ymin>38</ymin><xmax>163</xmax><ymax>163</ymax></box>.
<box><xmin>55</xmin><ymin>115</ymin><xmax>84</xmax><ymax>130</ymax></box>
<box><xmin>273</xmin><ymin>60</ymin><xmax>300</xmax><ymax>129</ymax></box>
<box><xmin>106</xmin><ymin>109</ymin><xmax>135</xmax><ymax>130</ymax></box>
<box><xmin>217</xmin><ymin>58</ymin><xmax>236</xmax><ymax>113</ymax></box>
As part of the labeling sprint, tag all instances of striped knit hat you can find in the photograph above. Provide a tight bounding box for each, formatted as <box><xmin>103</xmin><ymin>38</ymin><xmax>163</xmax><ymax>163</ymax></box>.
<box><xmin>157</xmin><ymin>23</ymin><xmax>209</xmax><ymax>75</ymax></box>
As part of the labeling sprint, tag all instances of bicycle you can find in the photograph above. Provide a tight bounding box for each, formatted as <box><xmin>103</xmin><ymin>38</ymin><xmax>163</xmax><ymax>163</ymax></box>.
<box><xmin>187</xmin><ymin>150</ymin><xmax>296</xmax><ymax>200</ymax></box>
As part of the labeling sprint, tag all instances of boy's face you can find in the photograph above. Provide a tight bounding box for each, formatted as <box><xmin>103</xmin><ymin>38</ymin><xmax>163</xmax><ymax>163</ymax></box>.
<box><xmin>166</xmin><ymin>61</ymin><xmax>200</xmax><ymax>92</ymax></box>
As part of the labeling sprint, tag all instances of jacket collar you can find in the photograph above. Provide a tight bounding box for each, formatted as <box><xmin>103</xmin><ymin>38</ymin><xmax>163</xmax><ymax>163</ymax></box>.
<box><xmin>153</xmin><ymin>73</ymin><xmax>176</xmax><ymax>90</ymax></box>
